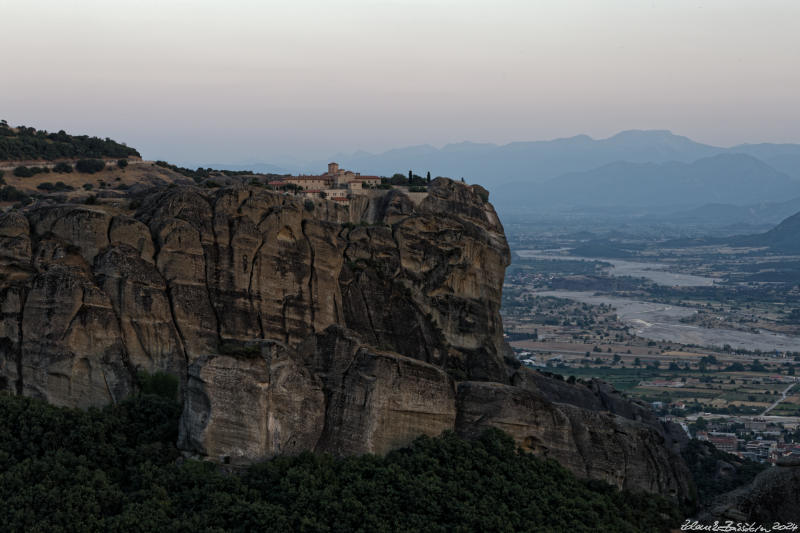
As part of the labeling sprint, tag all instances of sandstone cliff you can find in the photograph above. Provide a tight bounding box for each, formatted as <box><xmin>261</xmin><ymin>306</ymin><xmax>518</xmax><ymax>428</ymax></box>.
<box><xmin>0</xmin><ymin>178</ymin><xmax>691</xmax><ymax>500</ymax></box>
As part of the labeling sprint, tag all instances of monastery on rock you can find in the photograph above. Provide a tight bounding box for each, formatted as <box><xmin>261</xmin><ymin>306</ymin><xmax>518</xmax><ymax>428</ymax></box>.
<box><xmin>269</xmin><ymin>163</ymin><xmax>381</xmax><ymax>204</ymax></box>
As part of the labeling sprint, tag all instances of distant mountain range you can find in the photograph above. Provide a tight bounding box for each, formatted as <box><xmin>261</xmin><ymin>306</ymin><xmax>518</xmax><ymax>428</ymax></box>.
<box><xmin>210</xmin><ymin>129</ymin><xmax>800</xmax><ymax>215</ymax></box>
<box><xmin>308</xmin><ymin>130</ymin><xmax>727</xmax><ymax>188</ymax></box>
<box><xmin>721</xmin><ymin>143</ymin><xmax>800</xmax><ymax>180</ymax></box>
<box><xmin>313</xmin><ymin>129</ymin><xmax>800</xmax><ymax>186</ymax></box>
<box><xmin>499</xmin><ymin>153</ymin><xmax>800</xmax><ymax>210</ymax></box>
<box><xmin>660</xmin><ymin>208</ymin><xmax>800</xmax><ymax>253</ymax></box>
<box><xmin>666</xmin><ymin>196</ymin><xmax>800</xmax><ymax>229</ymax></box>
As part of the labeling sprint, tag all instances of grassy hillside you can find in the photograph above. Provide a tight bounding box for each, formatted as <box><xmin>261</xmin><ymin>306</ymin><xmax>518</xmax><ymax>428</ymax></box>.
<box><xmin>0</xmin><ymin>390</ymin><xmax>680</xmax><ymax>532</ymax></box>
<box><xmin>0</xmin><ymin>161</ymin><xmax>193</xmax><ymax>208</ymax></box>
<box><xmin>0</xmin><ymin>120</ymin><xmax>140</xmax><ymax>161</ymax></box>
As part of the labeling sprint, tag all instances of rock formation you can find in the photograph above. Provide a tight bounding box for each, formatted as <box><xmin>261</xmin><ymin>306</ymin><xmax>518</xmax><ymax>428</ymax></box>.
<box><xmin>0</xmin><ymin>178</ymin><xmax>692</xmax><ymax>500</ymax></box>
<box><xmin>700</xmin><ymin>461</ymin><xmax>800</xmax><ymax>522</ymax></box>
<box><xmin>455</xmin><ymin>380</ymin><xmax>690</xmax><ymax>498</ymax></box>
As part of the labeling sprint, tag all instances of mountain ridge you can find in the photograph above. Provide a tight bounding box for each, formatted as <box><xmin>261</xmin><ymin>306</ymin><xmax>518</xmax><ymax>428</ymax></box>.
<box><xmin>199</xmin><ymin>130</ymin><xmax>800</xmax><ymax>216</ymax></box>
<box><xmin>733</xmin><ymin>210</ymin><xmax>800</xmax><ymax>252</ymax></box>
<box><xmin>494</xmin><ymin>153</ymin><xmax>800</xmax><ymax>210</ymax></box>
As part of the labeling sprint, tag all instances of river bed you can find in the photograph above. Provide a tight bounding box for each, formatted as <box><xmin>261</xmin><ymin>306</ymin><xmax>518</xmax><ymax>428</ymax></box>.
<box><xmin>537</xmin><ymin>290</ymin><xmax>800</xmax><ymax>353</ymax></box>
<box><xmin>516</xmin><ymin>250</ymin><xmax>721</xmax><ymax>287</ymax></box>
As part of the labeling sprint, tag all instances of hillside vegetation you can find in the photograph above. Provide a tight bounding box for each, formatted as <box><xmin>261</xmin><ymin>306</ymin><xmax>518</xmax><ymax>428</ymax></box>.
<box><xmin>0</xmin><ymin>391</ymin><xmax>679</xmax><ymax>532</ymax></box>
<box><xmin>0</xmin><ymin>120</ymin><xmax>140</xmax><ymax>161</ymax></box>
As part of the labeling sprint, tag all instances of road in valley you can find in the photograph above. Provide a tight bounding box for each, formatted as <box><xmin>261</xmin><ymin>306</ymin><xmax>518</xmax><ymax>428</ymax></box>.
<box><xmin>762</xmin><ymin>383</ymin><xmax>797</xmax><ymax>416</ymax></box>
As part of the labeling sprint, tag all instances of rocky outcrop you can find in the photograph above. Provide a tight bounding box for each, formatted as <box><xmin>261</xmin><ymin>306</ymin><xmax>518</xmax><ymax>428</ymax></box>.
<box><xmin>511</xmin><ymin>367</ymin><xmax>687</xmax><ymax>453</ymax></box>
<box><xmin>512</xmin><ymin>367</ymin><xmax>659</xmax><ymax>424</ymax></box>
<box><xmin>0</xmin><ymin>179</ymin><xmax>691</xmax><ymax>500</ymax></box>
<box><xmin>701</xmin><ymin>462</ymin><xmax>800</xmax><ymax>522</ymax></box>
<box><xmin>0</xmin><ymin>178</ymin><xmax>507</xmax><ymax>410</ymax></box>
<box><xmin>455</xmin><ymin>381</ymin><xmax>691</xmax><ymax>498</ymax></box>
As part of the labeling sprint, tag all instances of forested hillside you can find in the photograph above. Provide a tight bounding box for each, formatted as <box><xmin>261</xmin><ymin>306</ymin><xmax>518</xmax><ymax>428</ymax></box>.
<box><xmin>0</xmin><ymin>120</ymin><xmax>140</xmax><ymax>161</ymax></box>
<box><xmin>0</xmin><ymin>390</ymin><xmax>679</xmax><ymax>532</ymax></box>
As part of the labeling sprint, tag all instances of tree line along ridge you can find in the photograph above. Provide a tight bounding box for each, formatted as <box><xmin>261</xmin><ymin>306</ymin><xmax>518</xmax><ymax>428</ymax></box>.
<box><xmin>0</xmin><ymin>120</ymin><xmax>140</xmax><ymax>161</ymax></box>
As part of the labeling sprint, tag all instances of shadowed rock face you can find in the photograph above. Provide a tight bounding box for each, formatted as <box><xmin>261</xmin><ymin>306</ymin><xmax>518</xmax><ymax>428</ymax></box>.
<box><xmin>178</xmin><ymin>340</ymin><xmax>325</xmax><ymax>462</ymax></box>
<box><xmin>510</xmin><ymin>367</ymin><xmax>688</xmax><ymax>454</ymax></box>
<box><xmin>455</xmin><ymin>381</ymin><xmax>692</xmax><ymax>498</ymax></box>
<box><xmin>700</xmin><ymin>464</ymin><xmax>800</xmax><ymax>522</ymax></box>
<box><xmin>0</xmin><ymin>179</ymin><xmax>691</xmax><ymax>500</ymax></box>
<box><xmin>306</xmin><ymin>326</ymin><xmax>457</xmax><ymax>456</ymax></box>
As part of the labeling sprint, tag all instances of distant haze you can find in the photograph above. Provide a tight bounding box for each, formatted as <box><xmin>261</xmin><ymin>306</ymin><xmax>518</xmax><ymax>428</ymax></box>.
<box><xmin>3</xmin><ymin>0</ymin><xmax>799</xmax><ymax>165</ymax></box>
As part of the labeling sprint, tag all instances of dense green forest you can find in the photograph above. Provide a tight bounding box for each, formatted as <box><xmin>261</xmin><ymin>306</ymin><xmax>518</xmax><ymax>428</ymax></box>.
<box><xmin>0</xmin><ymin>120</ymin><xmax>140</xmax><ymax>161</ymax></box>
<box><xmin>0</xmin><ymin>389</ymin><xmax>679</xmax><ymax>532</ymax></box>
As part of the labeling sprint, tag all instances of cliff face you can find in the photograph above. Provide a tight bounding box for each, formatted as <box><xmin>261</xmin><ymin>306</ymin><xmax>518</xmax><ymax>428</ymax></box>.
<box><xmin>0</xmin><ymin>178</ymin><xmax>691</xmax><ymax>500</ymax></box>
<box><xmin>456</xmin><ymin>380</ymin><xmax>690</xmax><ymax>498</ymax></box>
<box><xmin>701</xmin><ymin>461</ymin><xmax>800</xmax><ymax>522</ymax></box>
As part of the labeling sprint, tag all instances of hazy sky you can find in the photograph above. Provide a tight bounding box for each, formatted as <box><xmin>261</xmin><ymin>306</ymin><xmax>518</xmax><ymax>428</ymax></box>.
<box><xmin>3</xmin><ymin>0</ymin><xmax>799</xmax><ymax>165</ymax></box>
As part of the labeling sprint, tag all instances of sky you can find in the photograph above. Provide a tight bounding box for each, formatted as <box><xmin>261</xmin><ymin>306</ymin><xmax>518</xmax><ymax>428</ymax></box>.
<box><xmin>2</xmin><ymin>0</ymin><xmax>799</xmax><ymax>166</ymax></box>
